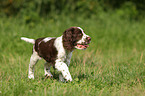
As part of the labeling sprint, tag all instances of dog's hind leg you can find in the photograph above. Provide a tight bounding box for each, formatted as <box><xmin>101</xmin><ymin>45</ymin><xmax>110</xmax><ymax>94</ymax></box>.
<box><xmin>44</xmin><ymin>62</ymin><xmax>53</xmax><ymax>78</ymax></box>
<box><xmin>28</xmin><ymin>51</ymin><xmax>40</xmax><ymax>79</ymax></box>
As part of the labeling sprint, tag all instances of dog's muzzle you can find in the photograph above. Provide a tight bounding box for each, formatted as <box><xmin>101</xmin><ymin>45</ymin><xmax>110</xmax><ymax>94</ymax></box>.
<box><xmin>75</xmin><ymin>36</ymin><xmax>91</xmax><ymax>50</ymax></box>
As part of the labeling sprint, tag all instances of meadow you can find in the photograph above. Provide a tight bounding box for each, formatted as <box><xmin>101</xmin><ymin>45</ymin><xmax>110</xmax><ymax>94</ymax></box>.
<box><xmin>0</xmin><ymin>14</ymin><xmax>145</xmax><ymax>96</ymax></box>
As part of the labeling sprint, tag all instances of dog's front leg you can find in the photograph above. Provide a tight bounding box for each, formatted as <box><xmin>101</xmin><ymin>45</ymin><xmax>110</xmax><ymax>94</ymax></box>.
<box><xmin>55</xmin><ymin>61</ymin><xmax>72</xmax><ymax>82</ymax></box>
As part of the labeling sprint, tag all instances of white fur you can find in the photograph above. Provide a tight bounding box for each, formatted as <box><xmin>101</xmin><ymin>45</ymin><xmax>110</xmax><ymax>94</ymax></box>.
<box><xmin>76</xmin><ymin>27</ymin><xmax>90</xmax><ymax>44</ymax></box>
<box><xmin>55</xmin><ymin>61</ymin><xmax>72</xmax><ymax>81</ymax></box>
<box><xmin>28</xmin><ymin>49</ymin><xmax>41</xmax><ymax>79</ymax></box>
<box><xmin>21</xmin><ymin>37</ymin><xmax>35</xmax><ymax>44</ymax></box>
<box><xmin>54</xmin><ymin>36</ymin><xmax>72</xmax><ymax>81</ymax></box>
<box><xmin>54</xmin><ymin>36</ymin><xmax>66</xmax><ymax>61</ymax></box>
<box><xmin>43</xmin><ymin>37</ymin><xmax>54</xmax><ymax>42</ymax></box>
<box><xmin>77</xmin><ymin>27</ymin><xmax>84</xmax><ymax>33</ymax></box>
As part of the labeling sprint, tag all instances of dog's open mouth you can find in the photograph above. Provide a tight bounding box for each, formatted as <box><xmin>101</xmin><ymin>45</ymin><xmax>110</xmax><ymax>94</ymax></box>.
<box><xmin>75</xmin><ymin>44</ymin><xmax>89</xmax><ymax>49</ymax></box>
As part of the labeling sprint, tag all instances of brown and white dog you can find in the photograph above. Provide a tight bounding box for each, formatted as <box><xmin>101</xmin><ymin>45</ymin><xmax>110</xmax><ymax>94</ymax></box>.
<box><xmin>21</xmin><ymin>27</ymin><xmax>91</xmax><ymax>82</ymax></box>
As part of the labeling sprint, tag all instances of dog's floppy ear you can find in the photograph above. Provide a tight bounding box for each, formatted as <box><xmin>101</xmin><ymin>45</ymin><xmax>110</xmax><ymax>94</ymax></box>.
<box><xmin>63</xmin><ymin>27</ymin><xmax>75</xmax><ymax>51</ymax></box>
<box><xmin>63</xmin><ymin>27</ymin><xmax>74</xmax><ymax>41</ymax></box>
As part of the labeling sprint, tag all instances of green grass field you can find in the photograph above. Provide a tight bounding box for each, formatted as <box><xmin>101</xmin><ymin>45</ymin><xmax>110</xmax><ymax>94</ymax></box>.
<box><xmin>0</xmin><ymin>15</ymin><xmax>145</xmax><ymax>96</ymax></box>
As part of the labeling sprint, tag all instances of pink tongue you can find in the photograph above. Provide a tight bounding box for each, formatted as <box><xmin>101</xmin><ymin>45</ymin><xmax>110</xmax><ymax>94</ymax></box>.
<box><xmin>77</xmin><ymin>44</ymin><xmax>89</xmax><ymax>48</ymax></box>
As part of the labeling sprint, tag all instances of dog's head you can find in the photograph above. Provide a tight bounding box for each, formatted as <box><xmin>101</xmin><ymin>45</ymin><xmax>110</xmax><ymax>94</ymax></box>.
<box><xmin>63</xmin><ymin>27</ymin><xmax>91</xmax><ymax>51</ymax></box>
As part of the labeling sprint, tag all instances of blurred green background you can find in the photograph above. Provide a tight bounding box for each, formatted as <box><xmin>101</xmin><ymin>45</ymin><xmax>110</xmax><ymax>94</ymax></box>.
<box><xmin>0</xmin><ymin>0</ymin><xmax>145</xmax><ymax>20</ymax></box>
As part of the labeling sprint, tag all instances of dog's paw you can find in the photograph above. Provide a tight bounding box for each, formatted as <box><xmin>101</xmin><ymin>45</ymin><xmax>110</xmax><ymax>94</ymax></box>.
<box><xmin>65</xmin><ymin>75</ymin><xmax>72</xmax><ymax>82</ymax></box>
<box><xmin>45</xmin><ymin>74</ymin><xmax>53</xmax><ymax>78</ymax></box>
<box><xmin>28</xmin><ymin>75</ymin><xmax>34</xmax><ymax>79</ymax></box>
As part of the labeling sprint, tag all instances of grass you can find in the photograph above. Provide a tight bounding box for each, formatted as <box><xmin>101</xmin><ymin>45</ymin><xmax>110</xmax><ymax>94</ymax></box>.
<box><xmin>0</xmin><ymin>15</ymin><xmax>145</xmax><ymax>96</ymax></box>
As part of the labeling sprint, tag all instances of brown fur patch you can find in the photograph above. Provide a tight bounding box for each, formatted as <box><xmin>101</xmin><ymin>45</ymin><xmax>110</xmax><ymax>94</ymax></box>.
<box><xmin>34</xmin><ymin>38</ymin><xmax>57</xmax><ymax>65</ymax></box>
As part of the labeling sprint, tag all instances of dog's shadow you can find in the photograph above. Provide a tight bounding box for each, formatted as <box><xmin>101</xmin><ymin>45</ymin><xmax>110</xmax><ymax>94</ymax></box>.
<box><xmin>41</xmin><ymin>72</ymin><xmax>59</xmax><ymax>81</ymax></box>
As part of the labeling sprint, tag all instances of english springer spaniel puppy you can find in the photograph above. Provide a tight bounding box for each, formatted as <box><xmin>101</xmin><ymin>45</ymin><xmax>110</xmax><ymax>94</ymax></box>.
<box><xmin>21</xmin><ymin>27</ymin><xmax>91</xmax><ymax>82</ymax></box>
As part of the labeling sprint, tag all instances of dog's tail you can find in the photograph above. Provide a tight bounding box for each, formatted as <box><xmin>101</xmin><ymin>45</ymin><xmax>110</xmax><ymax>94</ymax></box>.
<box><xmin>21</xmin><ymin>37</ymin><xmax>35</xmax><ymax>44</ymax></box>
